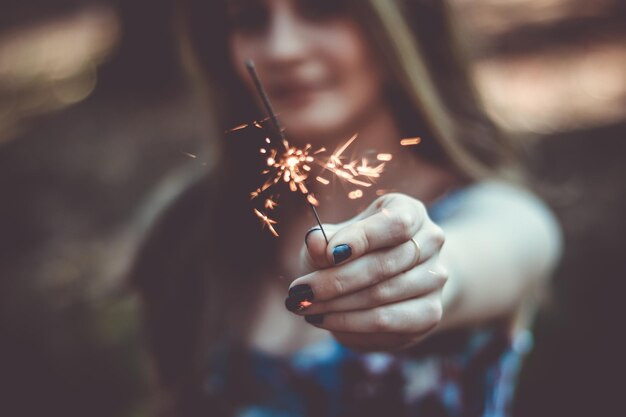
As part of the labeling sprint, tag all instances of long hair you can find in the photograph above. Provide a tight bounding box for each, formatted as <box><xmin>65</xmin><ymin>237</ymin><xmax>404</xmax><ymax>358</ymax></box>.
<box><xmin>178</xmin><ymin>0</ymin><xmax>521</xmax><ymax>180</ymax></box>
<box><xmin>134</xmin><ymin>0</ymin><xmax>523</xmax><ymax>414</ymax></box>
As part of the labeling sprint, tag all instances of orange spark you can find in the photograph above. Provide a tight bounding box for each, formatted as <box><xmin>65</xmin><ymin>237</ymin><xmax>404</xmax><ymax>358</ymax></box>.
<box><xmin>333</xmin><ymin>133</ymin><xmax>358</xmax><ymax>160</ymax></box>
<box><xmin>253</xmin><ymin>208</ymin><xmax>279</xmax><ymax>237</ymax></box>
<box><xmin>299</xmin><ymin>300</ymin><xmax>313</xmax><ymax>309</ymax></box>
<box><xmin>265</xmin><ymin>197</ymin><xmax>278</xmax><ymax>210</ymax></box>
<box><xmin>401</xmin><ymin>137</ymin><xmax>421</xmax><ymax>146</ymax></box>
<box><xmin>230</xmin><ymin>118</ymin><xmax>392</xmax><ymax>237</ymax></box>
<box><xmin>227</xmin><ymin>123</ymin><xmax>249</xmax><ymax>133</ymax></box>
<box><xmin>226</xmin><ymin>117</ymin><xmax>273</xmax><ymax>134</ymax></box>
<box><xmin>348</xmin><ymin>190</ymin><xmax>364</xmax><ymax>200</ymax></box>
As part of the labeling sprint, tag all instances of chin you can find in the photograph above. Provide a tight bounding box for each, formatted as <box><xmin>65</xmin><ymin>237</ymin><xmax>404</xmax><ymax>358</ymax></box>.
<box><xmin>281</xmin><ymin>107</ymin><xmax>351</xmax><ymax>144</ymax></box>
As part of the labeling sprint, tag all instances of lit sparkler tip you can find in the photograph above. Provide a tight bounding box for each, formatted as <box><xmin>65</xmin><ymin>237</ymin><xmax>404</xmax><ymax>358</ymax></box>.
<box><xmin>377</xmin><ymin>153</ymin><xmax>393</xmax><ymax>162</ymax></box>
<box><xmin>400</xmin><ymin>137</ymin><xmax>422</xmax><ymax>146</ymax></box>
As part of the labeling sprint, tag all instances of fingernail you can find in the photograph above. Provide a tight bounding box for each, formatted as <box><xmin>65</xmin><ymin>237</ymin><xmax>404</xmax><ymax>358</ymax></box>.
<box><xmin>305</xmin><ymin>314</ymin><xmax>324</xmax><ymax>325</ymax></box>
<box><xmin>332</xmin><ymin>244</ymin><xmax>352</xmax><ymax>264</ymax></box>
<box><xmin>304</xmin><ymin>227</ymin><xmax>321</xmax><ymax>248</ymax></box>
<box><xmin>285</xmin><ymin>284</ymin><xmax>314</xmax><ymax>312</ymax></box>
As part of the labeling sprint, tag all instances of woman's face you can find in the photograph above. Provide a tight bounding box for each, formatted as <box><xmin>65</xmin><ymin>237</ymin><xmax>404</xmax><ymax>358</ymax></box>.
<box><xmin>228</xmin><ymin>0</ymin><xmax>385</xmax><ymax>143</ymax></box>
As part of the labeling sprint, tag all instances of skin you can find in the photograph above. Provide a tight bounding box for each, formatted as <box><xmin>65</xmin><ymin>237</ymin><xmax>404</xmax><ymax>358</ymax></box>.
<box><xmin>229</xmin><ymin>0</ymin><xmax>386</xmax><ymax>146</ymax></box>
<box><xmin>229</xmin><ymin>0</ymin><xmax>562</xmax><ymax>353</ymax></box>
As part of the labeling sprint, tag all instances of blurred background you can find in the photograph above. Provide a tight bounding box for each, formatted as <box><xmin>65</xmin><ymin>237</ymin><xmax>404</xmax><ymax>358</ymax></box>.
<box><xmin>0</xmin><ymin>0</ymin><xmax>624</xmax><ymax>416</ymax></box>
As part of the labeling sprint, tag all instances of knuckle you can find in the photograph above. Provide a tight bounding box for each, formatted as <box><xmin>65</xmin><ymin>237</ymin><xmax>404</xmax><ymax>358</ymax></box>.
<box><xmin>375</xmin><ymin>193</ymin><xmax>393</xmax><ymax>209</ymax></box>
<box><xmin>422</xmin><ymin>299</ymin><xmax>443</xmax><ymax>328</ymax></box>
<box><xmin>332</xmin><ymin>312</ymin><xmax>347</xmax><ymax>331</ymax></box>
<box><xmin>330</xmin><ymin>272</ymin><xmax>346</xmax><ymax>297</ymax></box>
<box><xmin>431</xmin><ymin>265</ymin><xmax>449</xmax><ymax>287</ymax></box>
<box><xmin>370</xmin><ymin>282</ymin><xmax>389</xmax><ymax>304</ymax></box>
<box><xmin>373</xmin><ymin>254</ymin><xmax>392</xmax><ymax>280</ymax></box>
<box><xmin>389</xmin><ymin>211</ymin><xmax>414</xmax><ymax>241</ymax></box>
<box><xmin>437</xmin><ymin>269</ymin><xmax>449</xmax><ymax>287</ymax></box>
<box><xmin>414</xmin><ymin>199</ymin><xmax>427</xmax><ymax>214</ymax></box>
<box><xmin>371</xmin><ymin>308</ymin><xmax>392</xmax><ymax>332</ymax></box>
<box><xmin>431</xmin><ymin>226</ymin><xmax>446</xmax><ymax>248</ymax></box>
<box><xmin>355</xmin><ymin>224</ymin><xmax>371</xmax><ymax>254</ymax></box>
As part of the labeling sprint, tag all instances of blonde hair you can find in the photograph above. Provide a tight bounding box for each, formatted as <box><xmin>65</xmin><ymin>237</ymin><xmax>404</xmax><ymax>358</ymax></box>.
<box><xmin>177</xmin><ymin>0</ymin><xmax>522</xmax><ymax>182</ymax></box>
<box><xmin>356</xmin><ymin>0</ymin><xmax>521</xmax><ymax>181</ymax></box>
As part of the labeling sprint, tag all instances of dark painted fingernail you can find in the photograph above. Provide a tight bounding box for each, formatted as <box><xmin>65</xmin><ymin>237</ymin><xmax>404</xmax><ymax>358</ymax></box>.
<box><xmin>305</xmin><ymin>314</ymin><xmax>324</xmax><ymax>325</ymax></box>
<box><xmin>304</xmin><ymin>227</ymin><xmax>321</xmax><ymax>248</ymax></box>
<box><xmin>289</xmin><ymin>284</ymin><xmax>313</xmax><ymax>297</ymax></box>
<box><xmin>285</xmin><ymin>284</ymin><xmax>314</xmax><ymax>312</ymax></box>
<box><xmin>332</xmin><ymin>244</ymin><xmax>352</xmax><ymax>264</ymax></box>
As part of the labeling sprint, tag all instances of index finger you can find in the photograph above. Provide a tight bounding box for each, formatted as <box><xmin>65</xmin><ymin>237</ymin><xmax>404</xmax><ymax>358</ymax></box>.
<box><xmin>325</xmin><ymin>194</ymin><xmax>425</xmax><ymax>265</ymax></box>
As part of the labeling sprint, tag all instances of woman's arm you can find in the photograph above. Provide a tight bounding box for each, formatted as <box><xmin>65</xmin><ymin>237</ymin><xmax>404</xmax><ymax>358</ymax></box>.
<box><xmin>285</xmin><ymin>182</ymin><xmax>562</xmax><ymax>351</ymax></box>
<box><xmin>438</xmin><ymin>181</ymin><xmax>562</xmax><ymax>330</ymax></box>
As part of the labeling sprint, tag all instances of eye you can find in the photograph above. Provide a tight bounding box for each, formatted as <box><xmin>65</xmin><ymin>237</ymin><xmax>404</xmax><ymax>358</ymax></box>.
<box><xmin>228</xmin><ymin>2</ymin><xmax>270</xmax><ymax>33</ymax></box>
<box><xmin>297</xmin><ymin>0</ymin><xmax>347</xmax><ymax>21</ymax></box>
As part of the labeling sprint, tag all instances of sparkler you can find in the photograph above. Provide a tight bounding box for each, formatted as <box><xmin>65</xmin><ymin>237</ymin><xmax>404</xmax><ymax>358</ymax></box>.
<box><xmin>235</xmin><ymin>60</ymin><xmax>409</xmax><ymax>239</ymax></box>
<box><xmin>246</xmin><ymin>59</ymin><xmax>329</xmax><ymax>242</ymax></box>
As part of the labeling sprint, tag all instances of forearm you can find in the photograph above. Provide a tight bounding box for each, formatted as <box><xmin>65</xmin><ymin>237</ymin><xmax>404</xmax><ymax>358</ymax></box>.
<box><xmin>433</xmin><ymin>184</ymin><xmax>562</xmax><ymax>332</ymax></box>
<box><xmin>437</xmin><ymin>227</ymin><xmax>539</xmax><ymax>331</ymax></box>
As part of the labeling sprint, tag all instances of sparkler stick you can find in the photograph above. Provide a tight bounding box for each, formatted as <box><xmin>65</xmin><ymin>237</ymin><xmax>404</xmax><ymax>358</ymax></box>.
<box><xmin>245</xmin><ymin>59</ymin><xmax>329</xmax><ymax>244</ymax></box>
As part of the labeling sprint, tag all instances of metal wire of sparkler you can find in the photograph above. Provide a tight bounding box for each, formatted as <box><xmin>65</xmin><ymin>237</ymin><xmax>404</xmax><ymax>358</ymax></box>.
<box><xmin>246</xmin><ymin>59</ymin><xmax>329</xmax><ymax>243</ymax></box>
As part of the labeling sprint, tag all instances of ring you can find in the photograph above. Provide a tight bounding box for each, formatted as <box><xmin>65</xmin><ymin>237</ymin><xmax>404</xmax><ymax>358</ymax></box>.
<box><xmin>410</xmin><ymin>237</ymin><xmax>421</xmax><ymax>266</ymax></box>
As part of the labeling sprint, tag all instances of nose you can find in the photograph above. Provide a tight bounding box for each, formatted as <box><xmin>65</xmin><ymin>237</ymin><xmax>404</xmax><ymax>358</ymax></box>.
<box><xmin>263</xmin><ymin>6</ymin><xmax>308</xmax><ymax>64</ymax></box>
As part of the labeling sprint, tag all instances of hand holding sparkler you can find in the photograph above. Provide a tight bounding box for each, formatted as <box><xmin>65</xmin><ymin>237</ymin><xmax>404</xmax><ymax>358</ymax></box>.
<box><xmin>286</xmin><ymin>193</ymin><xmax>448</xmax><ymax>351</ymax></box>
<box><xmin>228</xmin><ymin>60</ymin><xmax>421</xmax><ymax>241</ymax></box>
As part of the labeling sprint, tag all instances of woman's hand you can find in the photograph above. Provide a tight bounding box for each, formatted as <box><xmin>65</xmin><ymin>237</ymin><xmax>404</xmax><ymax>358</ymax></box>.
<box><xmin>285</xmin><ymin>193</ymin><xmax>448</xmax><ymax>351</ymax></box>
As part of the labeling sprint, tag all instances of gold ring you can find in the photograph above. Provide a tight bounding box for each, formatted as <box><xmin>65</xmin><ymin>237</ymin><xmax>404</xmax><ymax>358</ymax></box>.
<box><xmin>410</xmin><ymin>237</ymin><xmax>421</xmax><ymax>266</ymax></box>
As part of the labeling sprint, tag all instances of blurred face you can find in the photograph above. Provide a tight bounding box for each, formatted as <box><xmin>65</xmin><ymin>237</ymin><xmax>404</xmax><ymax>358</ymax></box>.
<box><xmin>228</xmin><ymin>0</ymin><xmax>385</xmax><ymax>143</ymax></box>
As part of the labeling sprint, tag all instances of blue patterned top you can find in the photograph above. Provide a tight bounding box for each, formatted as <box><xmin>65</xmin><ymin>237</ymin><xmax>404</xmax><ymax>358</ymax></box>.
<box><xmin>205</xmin><ymin>188</ymin><xmax>534</xmax><ymax>417</ymax></box>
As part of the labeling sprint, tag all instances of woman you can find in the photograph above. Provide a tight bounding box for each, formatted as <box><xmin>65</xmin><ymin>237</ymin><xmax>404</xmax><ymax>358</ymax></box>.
<box><xmin>133</xmin><ymin>0</ymin><xmax>562</xmax><ymax>415</ymax></box>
